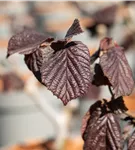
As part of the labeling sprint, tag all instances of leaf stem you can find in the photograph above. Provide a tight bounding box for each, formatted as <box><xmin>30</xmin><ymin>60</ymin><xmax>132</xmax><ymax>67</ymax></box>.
<box><xmin>108</xmin><ymin>85</ymin><xmax>114</xmax><ymax>99</ymax></box>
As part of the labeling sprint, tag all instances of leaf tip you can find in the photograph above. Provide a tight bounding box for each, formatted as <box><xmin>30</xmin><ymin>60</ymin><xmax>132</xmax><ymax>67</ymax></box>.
<box><xmin>65</xmin><ymin>18</ymin><xmax>84</xmax><ymax>39</ymax></box>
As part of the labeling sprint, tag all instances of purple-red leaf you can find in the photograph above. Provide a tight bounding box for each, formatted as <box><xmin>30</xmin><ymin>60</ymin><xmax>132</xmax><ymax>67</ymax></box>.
<box><xmin>100</xmin><ymin>38</ymin><xmax>134</xmax><ymax>98</ymax></box>
<box><xmin>82</xmin><ymin>109</ymin><xmax>122</xmax><ymax>150</ymax></box>
<box><xmin>93</xmin><ymin>5</ymin><xmax>117</xmax><ymax>26</ymax></box>
<box><xmin>24</xmin><ymin>46</ymin><xmax>54</xmax><ymax>72</ymax></box>
<box><xmin>128</xmin><ymin>131</ymin><xmax>135</xmax><ymax>150</ymax></box>
<box><xmin>6</xmin><ymin>19</ymin><xmax>92</xmax><ymax>105</ymax></box>
<box><xmin>41</xmin><ymin>41</ymin><xmax>92</xmax><ymax>105</ymax></box>
<box><xmin>106</xmin><ymin>114</ymin><xmax>122</xmax><ymax>150</ymax></box>
<box><xmin>0</xmin><ymin>72</ymin><xmax>24</xmax><ymax>91</ymax></box>
<box><xmin>99</xmin><ymin>37</ymin><xmax>114</xmax><ymax>51</ymax></box>
<box><xmin>81</xmin><ymin>109</ymin><xmax>91</xmax><ymax>137</ymax></box>
<box><xmin>65</xmin><ymin>19</ymin><xmax>83</xmax><ymax>39</ymax></box>
<box><xmin>24</xmin><ymin>46</ymin><xmax>54</xmax><ymax>83</ymax></box>
<box><xmin>92</xmin><ymin>64</ymin><xmax>111</xmax><ymax>86</ymax></box>
<box><xmin>7</xmin><ymin>29</ymin><xmax>54</xmax><ymax>57</ymax></box>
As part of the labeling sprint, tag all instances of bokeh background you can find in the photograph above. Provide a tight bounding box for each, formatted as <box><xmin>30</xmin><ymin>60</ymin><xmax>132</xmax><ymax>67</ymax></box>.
<box><xmin>0</xmin><ymin>1</ymin><xmax>135</xmax><ymax>150</ymax></box>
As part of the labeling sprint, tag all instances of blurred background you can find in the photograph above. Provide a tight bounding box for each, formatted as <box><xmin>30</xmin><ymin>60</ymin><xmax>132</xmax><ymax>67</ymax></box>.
<box><xmin>0</xmin><ymin>1</ymin><xmax>135</xmax><ymax>150</ymax></box>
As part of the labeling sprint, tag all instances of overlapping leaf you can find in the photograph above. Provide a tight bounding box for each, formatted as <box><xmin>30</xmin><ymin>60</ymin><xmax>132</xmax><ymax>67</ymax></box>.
<box><xmin>82</xmin><ymin>109</ymin><xmax>122</xmax><ymax>150</ymax></box>
<box><xmin>81</xmin><ymin>109</ymin><xmax>91</xmax><ymax>137</ymax></box>
<box><xmin>24</xmin><ymin>46</ymin><xmax>54</xmax><ymax>72</ymax></box>
<box><xmin>7</xmin><ymin>19</ymin><xmax>92</xmax><ymax>105</ymax></box>
<box><xmin>99</xmin><ymin>38</ymin><xmax>134</xmax><ymax>98</ymax></box>
<box><xmin>128</xmin><ymin>130</ymin><xmax>135</xmax><ymax>150</ymax></box>
<box><xmin>41</xmin><ymin>41</ymin><xmax>91</xmax><ymax>105</ymax></box>
<box><xmin>7</xmin><ymin>29</ymin><xmax>54</xmax><ymax>57</ymax></box>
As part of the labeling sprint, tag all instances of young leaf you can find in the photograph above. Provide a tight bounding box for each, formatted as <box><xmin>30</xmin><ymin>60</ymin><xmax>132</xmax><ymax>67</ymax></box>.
<box><xmin>7</xmin><ymin>29</ymin><xmax>54</xmax><ymax>82</ymax></box>
<box><xmin>100</xmin><ymin>38</ymin><xmax>134</xmax><ymax>98</ymax></box>
<box><xmin>106</xmin><ymin>114</ymin><xmax>122</xmax><ymax>150</ymax></box>
<box><xmin>128</xmin><ymin>130</ymin><xmax>135</xmax><ymax>150</ymax></box>
<box><xmin>65</xmin><ymin>19</ymin><xmax>83</xmax><ymax>39</ymax></box>
<box><xmin>7</xmin><ymin>29</ymin><xmax>54</xmax><ymax>57</ymax></box>
<box><xmin>41</xmin><ymin>41</ymin><xmax>92</xmax><ymax>105</ymax></box>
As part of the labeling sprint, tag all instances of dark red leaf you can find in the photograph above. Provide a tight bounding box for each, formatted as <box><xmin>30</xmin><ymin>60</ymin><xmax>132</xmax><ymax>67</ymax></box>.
<box><xmin>100</xmin><ymin>39</ymin><xmax>134</xmax><ymax>98</ymax></box>
<box><xmin>107</xmin><ymin>96</ymin><xmax>128</xmax><ymax>113</ymax></box>
<box><xmin>83</xmin><ymin>109</ymin><xmax>122</xmax><ymax>150</ymax></box>
<box><xmin>106</xmin><ymin>114</ymin><xmax>122</xmax><ymax>150</ymax></box>
<box><xmin>82</xmin><ymin>101</ymin><xmax>102</xmax><ymax>139</ymax></box>
<box><xmin>24</xmin><ymin>46</ymin><xmax>54</xmax><ymax>72</ymax></box>
<box><xmin>128</xmin><ymin>130</ymin><xmax>135</xmax><ymax>150</ymax></box>
<box><xmin>50</xmin><ymin>40</ymin><xmax>67</xmax><ymax>52</ymax></box>
<box><xmin>93</xmin><ymin>5</ymin><xmax>117</xmax><ymax>26</ymax></box>
<box><xmin>1</xmin><ymin>72</ymin><xmax>24</xmax><ymax>91</ymax></box>
<box><xmin>81</xmin><ymin>109</ymin><xmax>91</xmax><ymax>137</ymax></box>
<box><xmin>7</xmin><ymin>29</ymin><xmax>54</xmax><ymax>57</ymax></box>
<box><xmin>65</xmin><ymin>19</ymin><xmax>83</xmax><ymax>39</ymax></box>
<box><xmin>41</xmin><ymin>41</ymin><xmax>92</xmax><ymax>105</ymax></box>
<box><xmin>99</xmin><ymin>37</ymin><xmax>114</xmax><ymax>51</ymax></box>
<box><xmin>24</xmin><ymin>46</ymin><xmax>54</xmax><ymax>83</ymax></box>
<box><xmin>92</xmin><ymin>64</ymin><xmax>111</xmax><ymax>86</ymax></box>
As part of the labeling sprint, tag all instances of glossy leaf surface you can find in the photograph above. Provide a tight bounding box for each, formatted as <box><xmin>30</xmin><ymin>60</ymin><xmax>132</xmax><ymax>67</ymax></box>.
<box><xmin>41</xmin><ymin>41</ymin><xmax>91</xmax><ymax>105</ymax></box>
<box><xmin>7</xmin><ymin>29</ymin><xmax>54</xmax><ymax>57</ymax></box>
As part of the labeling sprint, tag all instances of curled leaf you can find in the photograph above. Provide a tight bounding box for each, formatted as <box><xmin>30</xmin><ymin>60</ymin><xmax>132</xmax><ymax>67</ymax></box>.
<box><xmin>82</xmin><ymin>101</ymin><xmax>102</xmax><ymax>140</ymax></box>
<box><xmin>41</xmin><ymin>41</ymin><xmax>92</xmax><ymax>105</ymax></box>
<box><xmin>100</xmin><ymin>38</ymin><xmax>134</xmax><ymax>98</ymax></box>
<box><xmin>0</xmin><ymin>72</ymin><xmax>24</xmax><ymax>91</ymax></box>
<box><xmin>7</xmin><ymin>29</ymin><xmax>54</xmax><ymax>57</ymax></box>
<box><xmin>7</xmin><ymin>19</ymin><xmax>92</xmax><ymax>105</ymax></box>
<box><xmin>93</xmin><ymin>5</ymin><xmax>117</xmax><ymax>26</ymax></box>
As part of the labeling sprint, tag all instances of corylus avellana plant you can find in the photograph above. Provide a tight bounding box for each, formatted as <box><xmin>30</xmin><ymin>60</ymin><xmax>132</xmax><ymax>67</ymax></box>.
<box><xmin>7</xmin><ymin>19</ymin><xmax>135</xmax><ymax>150</ymax></box>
